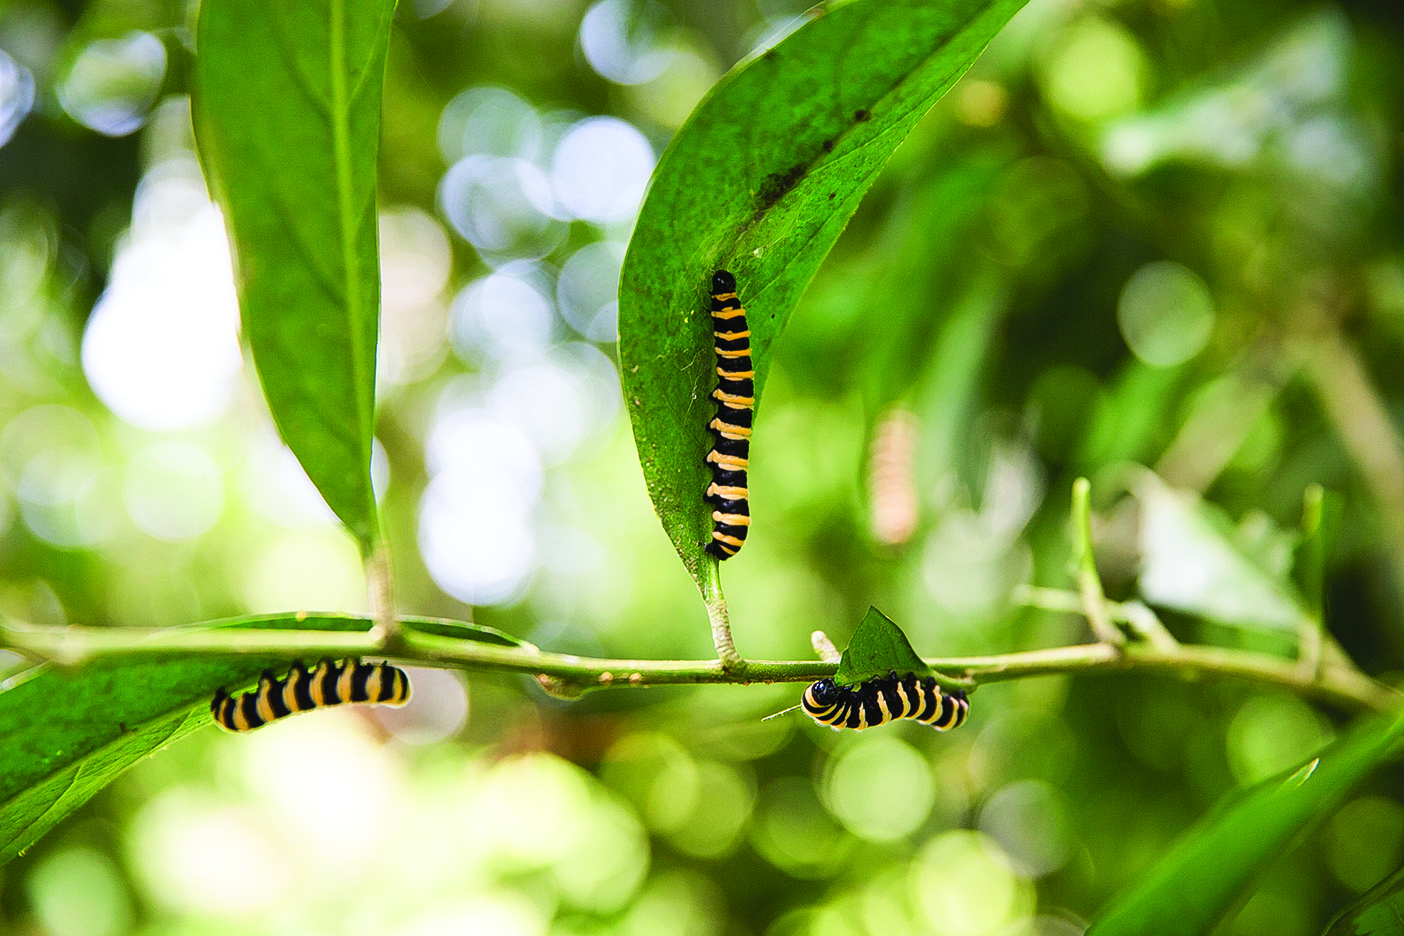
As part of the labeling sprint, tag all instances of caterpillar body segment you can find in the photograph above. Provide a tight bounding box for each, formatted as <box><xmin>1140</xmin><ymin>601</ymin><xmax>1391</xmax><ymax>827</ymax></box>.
<box><xmin>210</xmin><ymin>659</ymin><xmax>411</xmax><ymax>733</ymax></box>
<box><xmin>801</xmin><ymin>672</ymin><xmax>968</xmax><ymax>732</ymax></box>
<box><xmin>705</xmin><ymin>270</ymin><xmax>753</xmax><ymax>560</ymax></box>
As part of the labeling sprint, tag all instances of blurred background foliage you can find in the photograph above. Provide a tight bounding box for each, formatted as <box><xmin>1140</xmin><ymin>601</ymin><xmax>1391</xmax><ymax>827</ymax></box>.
<box><xmin>1</xmin><ymin>0</ymin><xmax>1403</xmax><ymax>933</ymax></box>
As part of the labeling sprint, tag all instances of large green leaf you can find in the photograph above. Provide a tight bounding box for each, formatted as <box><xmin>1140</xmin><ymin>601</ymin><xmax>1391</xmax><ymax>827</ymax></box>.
<box><xmin>0</xmin><ymin>615</ymin><xmax>526</xmax><ymax>865</ymax></box>
<box><xmin>192</xmin><ymin>0</ymin><xmax>395</xmax><ymax>553</ymax></box>
<box><xmin>1088</xmin><ymin>710</ymin><xmax>1404</xmax><ymax>936</ymax></box>
<box><xmin>619</xmin><ymin>0</ymin><xmax>1028</xmax><ymax>580</ymax></box>
<box><xmin>1325</xmin><ymin>863</ymin><xmax>1404</xmax><ymax>935</ymax></box>
<box><xmin>833</xmin><ymin>607</ymin><xmax>933</xmax><ymax>687</ymax></box>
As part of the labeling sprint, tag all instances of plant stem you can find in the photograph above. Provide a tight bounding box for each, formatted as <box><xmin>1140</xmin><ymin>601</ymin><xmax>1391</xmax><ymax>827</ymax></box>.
<box><xmin>2</xmin><ymin>602</ymin><xmax>1396</xmax><ymax>713</ymax></box>
<box><xmin>365</xmin><ymin>541</ymin><xmax>397</xmax><ymax>646</ymax></box>
<box><xmin>1071</xmin><ymin>478</ymin><xmax>1124</xmax><ymax>646</ymax></box>
<box><xmin>701</xmin><ymin>559</ymin><xmax>744</xmax><ymax>673</ymax></box>
<box><xmin>1296</xmin><ymin>320</ymin><xmax>1404</xmax><ymax>592</ymax></box>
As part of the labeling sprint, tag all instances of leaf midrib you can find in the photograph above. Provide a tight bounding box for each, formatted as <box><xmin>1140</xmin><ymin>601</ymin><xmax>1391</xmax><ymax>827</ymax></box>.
<box><xmin>329</xmin><ymin>0</ymin><xmax>374</xmax><ymax>528</ymax></box>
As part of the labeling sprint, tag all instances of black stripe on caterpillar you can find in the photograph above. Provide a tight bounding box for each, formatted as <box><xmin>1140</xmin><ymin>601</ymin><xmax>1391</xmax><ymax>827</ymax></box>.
<box><xmin>210</xmin><ymin>658</ymin><xmax>411</xmax><ymax>733</ymax></box>
<box><xmin>801</xmin><ymin>672</ymin><xmax>968</xmax><ymax>731</ymax></box>
<box><xmin>705</xmin><ymin>269</ymin><xmax>752</xmax><ymax>560</ymax></box>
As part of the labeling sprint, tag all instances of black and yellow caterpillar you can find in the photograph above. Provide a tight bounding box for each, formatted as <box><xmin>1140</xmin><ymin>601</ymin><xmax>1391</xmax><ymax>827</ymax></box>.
<box><xmin>802</xmin><ymin>672</ymin><xmax>968</xmax><ymax>731</ymax></box>
<box><xmin>210</xmin><ymin>659</ymin><xmax>411</xmax><ymax>733</ymax></box>
<box><xmin>705</xmin><ymin>269</ymin><xmax>753</xmax><ymax>560</ymax></box>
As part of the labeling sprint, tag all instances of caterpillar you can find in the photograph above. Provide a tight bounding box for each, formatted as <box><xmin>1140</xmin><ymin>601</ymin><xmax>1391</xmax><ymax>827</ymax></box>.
<box><xmin>802</xmin><ymin>672</ymin><xmax>968</xmax><ymax>731</ymax></box>
<box><xmin>705</xmin><ymin>269</ymin><xmax>753</xmax><ymax>560</ymax></box>
<box><xmin>867</xmin><ymin>405</ymin><xmax>920</xmax><ymax>546</ymax></box>
<box><xmin>210</xmin><ymin>658</ymin><xmax>411</xmax><ymax>733</ymax></box>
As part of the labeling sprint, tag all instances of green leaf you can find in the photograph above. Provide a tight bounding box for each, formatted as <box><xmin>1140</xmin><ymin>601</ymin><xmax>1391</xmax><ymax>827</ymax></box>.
<box><xmin>1325</xmin><ymin>863</ymin><xmax>1404</xmax><ymax>935</ymax></box>
<box><xmin>192</xmin><ymin>0</ymin><xmax>395</xmax><ymax>554</ymax></box>
<box><xmin>619</xmin><ymin>0</ymin><xmax>1029</xmax><ymax>579</ymax></box>
<box><xmin>0</xmin><ymin>614</ymin><xmax>527</xmax><ymax>864</ymax></box>
<box><xmin>833</xmin><ymin>607</ymin><xmax>934</xmax><ymax>687</ymax></box>
<box><xmin>1136</xmin><ymin>472</ymin><xmax>1311</xmax><ymax>633</ymax></box>
<box><xmin>404</xmin><ymin>617</ymin><xmax>532</xmax><ymax>649</ymax></box>
<box><xmin>1088</xmin><ymin>709</ymin><xmax>1404</xmax><ymax>936</ymax></box>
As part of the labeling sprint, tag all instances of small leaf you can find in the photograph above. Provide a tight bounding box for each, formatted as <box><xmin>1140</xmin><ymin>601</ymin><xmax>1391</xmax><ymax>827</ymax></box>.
<box><xmin>1088</xmin><ymin>709</ymin><xmax>1404</xmax><ymax>936</ymax></box>
<box><xmin>1136</xmin><ymin>472</ymin><xmax>1311</xmax><ymax>632</ymax></box>
<box><xmin>0</xmin><ymin>614</ymin><xmax>526</xmax><ymax>864</ymax></box>
<box><xmin>405</xmin><ymin>617</ymin><xmax>532</xmax><ymax>649</ymax></box>
<box><xmin>619</xmin><ymin>0</ymin><xmax>1029</xmax><ymax>579</ymax></box>
<box><xmin>1324</xmin><ymin>862</ymin><xmax>1404</xmax><ymax>936</ymax></box>
<box><xmin>833</xmin><ymin>607</ymin><xmax>933</xmax><ymax>687</ymax></box>
<box><xmin>192</xmin><ymin>0</ymin><xmax>395</xmax><ymax>554</ymax></box>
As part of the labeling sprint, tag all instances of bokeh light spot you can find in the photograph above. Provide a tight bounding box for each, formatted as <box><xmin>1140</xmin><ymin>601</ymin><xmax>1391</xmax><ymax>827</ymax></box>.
<box><xmin>401</xmin><ymin>894</ymin><xmax>548</xmax><ymax>936</ymax></box>
<box><xmin>1117</xmin><ymin>261</ymin><xmax>1215</xmax><ymax>367</ymax></box>
<box><xmin>123</xmin><ymin>440</ymin><xmax>223</xmax><ymax>540</ymax></box>
<box><xmin>826</xmin><ymin>735</ymin><xmax>936</xmax><ymax>842</ymax></box>
<box><xmin>27</xmin><ymin>846</ymin><xmax>132</xmax><ymax>936</ymax></box>
<box><xmin>909</xmin><ymin>831</ymin><xmax>1032</xmax><ymax>936</ymax></box>
<box><xmin>977</xmin><ymin>779</ymin><xmax>1073</xmax><ymax>877</ymax></box>
<box><xmin>380</xmin><ymin>206</ymin><xmax>453</xmax><ymax>311</ymax></box>
<box><xmin>1039</xmin><ymin>17</ymin><xmax>1146</xmax><ymax>123</ymax></box>
<box><xmin>488</xmin><ymin>343</ymin><xmax>621</xmax><ymax>465</ymax></box>
<box><xmin>237</xmin><ymin>713</ymin><xmax>402</xmax><ymax>869</ymax></box>
<box><xmin>580</xmin><ymin>0</ymin><xmax>674</xmax><ymax>85</ymax></box>
<box><xmin>2</xmin><ymin>404</ymin><xmax>118</xmax><ymax>548</ymax></box>
<box><xmin>751</xmin><ymin>776</ymin><xmax>851</xmax><ymax>878</ymax></box>
<box><xmin>242</xmin><ymin>528</ymin><xmax>366</xmax><ymax>613</ymax></box>
<box><xmin>438</xmin><ymin>85</ymin><xmax>542</xmax><ymax>163</ymax></box>
<box><xmin>450</xmin><ymin>265</ymin><xmax>555</xmax><ymax>367</ymax></box>
<box><xmin>0</xmin><ymin>48</ymin><xmax>36</xmax><ymax>146</ymax></box>
<box><xmin>129</xmin><ymin>791</ymin><xmax>292</xmax><ymax>915</ymax></box>
<box><xmin>1226</xmin><ymin>693</ymin><xmax>1332</xmax><ymax>786</ymax></box>
<box><xmin>420</xmin><ymin>406</ymin><xmax>542</xmax><ymax>606</ymax></box>
<box><xmin>1325</xmin><ymin>796</ymin><xmax>1404</xmax><ymax>893</ymax></box>
<box><xmin>373</xmin><ymin>666</ymin><xmax>470</xmax><ymax>744</ymax></box>
<box><xmin>551</xmin><ymin>117</ymin><xmax>654</xmax><ymax>223</ymax></box>
<box><xmin>58</xmin><ymin>31</ymin><xmax>166</xmax><ymax>136</ymax></box>
<box><xmin>558</xmin><ymin>241</ymin><xmax>624</xmax><ymax>342</ymax></box>
<box><xmin>82</xmin><ymin>161</ymin><xmax>242</xmax><ymax>430</ymax></box>
<box><xmin>439</xmin><ymin>155</ymin><xmax>562</xmax><ymax>260</ymax></box>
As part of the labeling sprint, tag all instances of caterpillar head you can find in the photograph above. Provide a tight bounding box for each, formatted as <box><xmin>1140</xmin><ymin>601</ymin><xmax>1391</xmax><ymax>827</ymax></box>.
<box><xmin>807</xmin><ymin>678</ymin><xmax>841</xmax><ymax>705</ymax></box>
<box><xmin>711</xmin><ymin>270</ymin><xmax>736</xmax><ymax>294</ymax></box>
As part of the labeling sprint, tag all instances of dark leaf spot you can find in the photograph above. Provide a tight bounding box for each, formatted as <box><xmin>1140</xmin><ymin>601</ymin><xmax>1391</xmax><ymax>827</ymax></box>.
<box><xmin>854</xmin><ymin>108</ymin><xmax>871</xmax><ymax>122</ymax></box>
<box><xmin>822</xmin><ymin>138</ymin><xmax>834</xmax><ymax>153</ymax></box>
<box><xmin>756</xmin><ymin>163</ymin><xmax>806</xmax><ymax>211</ymax></box>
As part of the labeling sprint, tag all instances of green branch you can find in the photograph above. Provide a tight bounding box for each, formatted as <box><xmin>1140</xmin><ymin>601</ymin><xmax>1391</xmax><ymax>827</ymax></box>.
<box><xmin>2</xmin><ymin>596</ymin><xmax>1396</xmax><ymax>713</ymax></box>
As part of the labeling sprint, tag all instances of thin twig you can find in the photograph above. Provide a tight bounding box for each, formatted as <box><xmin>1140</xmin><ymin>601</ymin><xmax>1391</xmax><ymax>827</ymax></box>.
<box><xmin>1</xmin><ymin>611</ymin><xmax>1396</xmax><ymax>713</ymax></box>
<box><xmin>1296</xmin><ymin>484</ymin><xmax>1327</xmax><ymax>680</ymax></box>
<box><xmin>1071</xmin><ymin>478</ymin><xmax>1124</xmax><ymax>646</ymax></box>
<box><xmin>1295</xmin><ymin>319</ymin><xmax>1404</xmax><ymax>591</ymax></box>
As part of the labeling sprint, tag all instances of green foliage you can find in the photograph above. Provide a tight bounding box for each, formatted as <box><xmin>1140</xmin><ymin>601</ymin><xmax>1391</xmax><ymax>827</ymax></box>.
<box><xmin>1325</xmin><ymin>863</ymin><xmax>1404</xmax><ymax>936</ymax></box>
<box><xmin>0</xmin><ymin>614</ymin><xmax>527</xmax><ymax>866</ymax></box>
<box><xmin>618</xmin><ymin>0</ymin><xmax>1028</xmax><ymax>581</ymax></box>
<box><xmin>0</xmin><ymin>641</ymin><xmax>291</xmax><ymax>865</ymax></box>
<box><xmin>1136</xmin><ymin>472</ymin><xmax>1311</xmax><ymax>633</ymax></box>
<box><xmin>833</xmin><ymin>607</ymin><xmax>933</xmax><ymax>686</ymax></box>
<box><xmin>192</xmin><ymin>0</ymin><xmax>395</xmax><ymax>554</ymax></box>
<box><xmin>7</xmin><ymin>0</ymin><xmax>1404</xmax><ymax>931</ymax></box>
<box><xmin>1088</xmin><ymin>711</ymin><xmax>1404</xmax><ymax>935</ymax></box>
